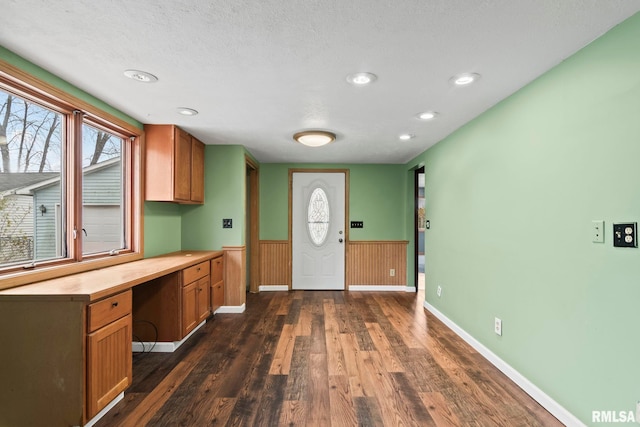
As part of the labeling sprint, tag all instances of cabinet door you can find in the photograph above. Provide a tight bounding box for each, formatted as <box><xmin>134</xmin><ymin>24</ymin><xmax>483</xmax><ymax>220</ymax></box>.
<box><xmin>86</xmin><ymin>314</ymin><xmax>132</xmax><ymax>419</ymax></box>
<box><xmin>197</xmin><ymin>276</ymin><xmax>210</xmax><ymax>323</ymax></box>
<box><xmin>212</xmin><ymin>282</ymin><xmax>224</xmax><ymax>312</ymax></box>
<box><xmin>191</xmin><ymin>137</ymin><xmax>205</xmax><ymax>203</ymax></box>
<box><xmin>182</xmin><ymin>281</ymin><xmax>198</xmax><ymax>336</ymax></box>
<box><xmin>174</xmin><ymin>127</ymin><xmax>192</xmax><ymax>201</ymax></box>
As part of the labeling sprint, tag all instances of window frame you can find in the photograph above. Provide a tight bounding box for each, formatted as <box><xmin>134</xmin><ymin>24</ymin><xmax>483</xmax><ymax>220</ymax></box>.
<box><xmin>0</xmin><ymin>60</ymin><xmax>143</xmax><ymax>290</ymax></box>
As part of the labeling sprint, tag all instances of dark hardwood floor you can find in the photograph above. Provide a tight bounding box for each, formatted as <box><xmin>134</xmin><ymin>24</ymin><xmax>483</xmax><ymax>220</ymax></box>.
<box><xmin>96</xmin><ymin>290</ymin><xmax>563</xmax><ymax>426</ymax></box>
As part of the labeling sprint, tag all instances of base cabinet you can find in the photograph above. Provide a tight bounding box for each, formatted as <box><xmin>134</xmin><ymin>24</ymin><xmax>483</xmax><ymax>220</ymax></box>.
<box><xmin>211</xmin><ymin>255</ymin><xmax>225</xmax><ymax>312</ymax></box>
<box><xmin>86</xmin><ymin>290</ymin><xmax>132</xmax><ymax>419</ymax></box>
<box><xmin>86</xmin><ymin>314</ymin><xmax>132</xmax><ymax>418</ymax></box>
<box><xmin>181</xmin><ymin>261</ymin><xmax>211</xmax><ymax>336</ymax></box>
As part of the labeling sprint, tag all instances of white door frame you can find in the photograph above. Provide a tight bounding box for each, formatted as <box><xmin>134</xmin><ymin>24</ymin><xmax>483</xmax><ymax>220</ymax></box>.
<box><xmin>288</xmin><ymin>169</ymin><xmax>349</xmax><ymax>290</ymax></box>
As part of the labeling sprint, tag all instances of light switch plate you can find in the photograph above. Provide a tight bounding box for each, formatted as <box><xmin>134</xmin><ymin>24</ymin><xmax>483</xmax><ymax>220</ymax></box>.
<box><xmin>592</xmin><ymin>220</ymin><xmax>604</xmax><ymax>243</ymax></box>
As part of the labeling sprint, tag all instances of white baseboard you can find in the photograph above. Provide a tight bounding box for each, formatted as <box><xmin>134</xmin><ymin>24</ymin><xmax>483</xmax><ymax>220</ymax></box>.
<box><xmin>423</xmin><ymin>301</ymin><xmax>585</xmax><ymax>427</ymax></box>
<box><xmin>349</xmin><ymin>285</ymin><xmax>411</xmax><ymax>292</ymax></box>
<box><xmin>215</xmin><ymin>303</ymin><xmax>246</xmax><ymax>314</ymax></box>
<box><xmin>83</xmin><ymin>392</ymin><xmax>124</xmax><ymax>427</ymax></box>
<box><xmin>259</xmin><ymin>285</ymin><xmax>289</xmax><ymax>291</ymax></box>
<box><xmin>132</xmin><ymin>319</ymin><xmax>206</xmax><ymax>353</ymax></box>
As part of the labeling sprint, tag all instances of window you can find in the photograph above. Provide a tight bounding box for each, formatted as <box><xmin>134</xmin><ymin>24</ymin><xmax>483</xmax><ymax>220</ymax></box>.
<box><xmin>307</xmin><ymin>187</ymin><xmax>329</xmax><ymax>246</ymax></box>
<box><xmin>0</xmin><ymin>63</ymin><xmax>142</xmax><ymax>287</ymax></box>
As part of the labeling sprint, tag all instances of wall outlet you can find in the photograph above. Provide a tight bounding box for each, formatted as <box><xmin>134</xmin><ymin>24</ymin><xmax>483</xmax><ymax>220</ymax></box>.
<box><xmin>495</xmin><ymin>317</ymin><xmax>502</xmax><ymax>336</ymax></box>
<box><xmin>389</xmin><ymin>268</ymin><xmax>396</xmax><ymax>277</ymax></box>
<box><xmin>436</xmin><ymin>286</ymin><xmax>442</xmax><ymax>297</ymax></box>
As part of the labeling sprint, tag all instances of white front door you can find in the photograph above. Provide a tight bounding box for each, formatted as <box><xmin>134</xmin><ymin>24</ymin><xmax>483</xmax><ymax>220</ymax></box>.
<box><xmin>292</xmin><ymin>172</ymin><xmax>345</xmax><ymax>290</ymax></box>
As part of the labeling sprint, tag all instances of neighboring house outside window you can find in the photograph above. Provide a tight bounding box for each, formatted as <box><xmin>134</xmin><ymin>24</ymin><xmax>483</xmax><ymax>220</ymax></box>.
<box><xmin>0</xmin><ymin>61</ymin><xmax>142</xmax><ymax>289</ymax></box>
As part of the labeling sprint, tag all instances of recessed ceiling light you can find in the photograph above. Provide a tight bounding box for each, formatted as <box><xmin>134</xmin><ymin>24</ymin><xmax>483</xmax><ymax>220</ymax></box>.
<box><xmin>177</xmin><ymin>107</ymin><xmax>199</xmax><ymax>116</ymax></box>
<box><xmin>449</xmin><ymin>73</ymin><xmax>480</xmax><ymax>86</ymax></box>
<box><xmin>346</xmin><ymin>72</ymin><xmax>377</xmax><ymax>86</ymax></box>
<box><xmin>399</xmin><ymin>134</ymin><xmax>414</xmax><ymax>141</ymax></box>
<box><xmin>293</xmin><ymin>130</ymin><xmax>336</xmax><ymax>147</ymax></box>
<box><xmin>450</xmin><ymin>72</ymin><xmax>481</xmax><ymax>86</ymax></box>
<box><xmin>417</xmin><ymin>111</ymin><xmax>438</xmax><ymax>121</ymax></box>
<box><xmin>123</xmin><ymin>69</ymin><xmax>158</xmax><ymax>83</ymax></box>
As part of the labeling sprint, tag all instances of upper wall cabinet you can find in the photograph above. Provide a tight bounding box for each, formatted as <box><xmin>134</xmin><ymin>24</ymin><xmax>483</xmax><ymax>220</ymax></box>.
<box><xmin>144</xmin><ymin>124</ymin><xmax>205</xmax><ymax>204</ymax></box>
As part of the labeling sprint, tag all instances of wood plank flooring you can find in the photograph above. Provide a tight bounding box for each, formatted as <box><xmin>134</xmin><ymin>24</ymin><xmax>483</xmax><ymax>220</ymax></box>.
<box><xmin>96</xmin><ymin>290</ymin><xmax>563</xmax><ymax>427</ymax></box>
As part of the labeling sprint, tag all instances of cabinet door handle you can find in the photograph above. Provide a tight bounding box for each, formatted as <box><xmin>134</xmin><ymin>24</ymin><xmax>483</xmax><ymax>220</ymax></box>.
<box><xmin>112</xmin><ymin>301</ymin><xmax>119</xmax><ymax>307</ymax></box>
<box><xmin>197</xmin><ymin>267</ymin><xmax>201</xmax><ymax>271</ymax></box>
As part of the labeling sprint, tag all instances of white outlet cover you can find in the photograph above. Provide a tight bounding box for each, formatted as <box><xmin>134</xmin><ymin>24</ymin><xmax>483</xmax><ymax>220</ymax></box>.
<box><xmin>436</xmin><ymin>286</ymin><xmax>442</xmax><ymax>297</ymax></box>
<box><xmin>495</xmin><ymin>317</ymin><xmax>502</xmax><ymax>336</ymax></box>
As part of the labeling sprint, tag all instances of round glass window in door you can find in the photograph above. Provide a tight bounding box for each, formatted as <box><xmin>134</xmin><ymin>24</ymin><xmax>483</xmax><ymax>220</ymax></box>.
<box><xmin>307</xmin><ymin>187</ymin><xmax>330</xmax><ymax>246</ymax></box>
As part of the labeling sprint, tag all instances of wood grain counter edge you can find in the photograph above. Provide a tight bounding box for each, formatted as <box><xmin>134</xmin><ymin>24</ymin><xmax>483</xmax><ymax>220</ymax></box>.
<box><xmin>0</xmin><ymin>250</ymin><xmax>223</xmax><ymax>302</ymax></box>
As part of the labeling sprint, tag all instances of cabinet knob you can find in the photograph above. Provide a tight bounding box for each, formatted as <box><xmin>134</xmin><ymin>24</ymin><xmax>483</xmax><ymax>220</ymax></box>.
<box><xmin>112</xmin><ymin>301</ymin><xmax>119</xmax><ymax>307</ymax></box>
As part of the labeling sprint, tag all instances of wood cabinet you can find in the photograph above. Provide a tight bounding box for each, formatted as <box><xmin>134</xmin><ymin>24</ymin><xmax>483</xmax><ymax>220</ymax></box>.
<box><xmin>181</xmin><ymin>261</ymin><xmax>210</xmax><ymax>336</ymax></box>
<box><xmin>132</xmin><ymin>259</ymin><xmax>212</xmax><ymax>342</ymax></box>
<box><xmin>144</xmin><ymin>124</ymin><xmax>205</xmax><ymax>204</ymax></box>
<box><xmin>211</xmin><ymin>255</ymin><xmax>225</xmax><ymax>312</ymax></box>
<box><xmin>0</xmin><ymin>251</ymin><xmax>221</xmax><ymax>427</ymax></box>
<box><xmin>86</xmin><ymin>290</ymin><xmax>132</xmax><ymax>419</ymax></box>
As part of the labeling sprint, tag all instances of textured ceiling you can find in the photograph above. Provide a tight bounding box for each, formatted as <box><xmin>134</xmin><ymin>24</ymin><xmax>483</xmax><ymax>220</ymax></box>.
<box><xmin>1</xmin><ymin>1</ymin><xmax>639</xmax><ymax>163</ymax></box>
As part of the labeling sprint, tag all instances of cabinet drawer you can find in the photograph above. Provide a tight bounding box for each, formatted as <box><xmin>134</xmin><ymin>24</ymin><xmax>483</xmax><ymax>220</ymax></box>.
<box><xmin>87</xmin><ymin>290</ymin><xmax>132</xmax><ymax>333</ymax></box>
<box><xmin>211</xmin><ymin>256</ymin><xmax>223</xmax><ymax>283</ymax></box>
<box><xmin>183</xmin><ymin>261</ymin><xmax>210</xmax><ymax>285</ymax></box>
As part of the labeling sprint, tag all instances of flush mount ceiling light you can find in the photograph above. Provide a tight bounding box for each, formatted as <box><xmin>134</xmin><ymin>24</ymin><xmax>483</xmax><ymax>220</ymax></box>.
<box><xmin>450</xmin><ymin>72</ymin><xmax>481</xmax><ymax>86</ymax></box>
<box><xmin>399</xmin><ymin>133</ymin><xmax>415</xmax><ymax>141</ymax></box>
<box><xmin>416</xmin><ymin>111</ymin><xmax>439</xmax><ymax>121</ymax></box>
<box><xmin>293</xmin><ymin>130</ymin><xmax>336</xmax><ymax>147</ymax></box>
<box><xmin>123</xmin><ymin>69</ymin><xmax>158</xmax><ymax>83</ymax></box>
<box><xmin>177</xmin><ymin>107</ymin><xmax>199</xmax><ymax>116</ymax></box>
<box><xmin>346</xmin><ymin>72</ymin><xmax>377</xmax><ymax>86</ymax></box>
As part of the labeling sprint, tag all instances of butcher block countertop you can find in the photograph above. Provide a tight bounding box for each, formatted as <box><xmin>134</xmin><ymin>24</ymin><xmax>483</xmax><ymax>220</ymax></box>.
<box><xmin>0</xmin><ymin>250</ymin><xmax>223</xmax><ymax>302</ymax></box>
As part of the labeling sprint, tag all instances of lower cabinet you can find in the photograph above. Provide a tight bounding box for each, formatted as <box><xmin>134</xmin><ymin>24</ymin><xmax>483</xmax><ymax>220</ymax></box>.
<box><xmin>86</xmin><ymin>315</ymin><xmax>132</xmax><ymax>418</ymax></box>
<box><xmin>181</xmin><ymin>261</ymin><xmax>211</xmax><ymax>336</ymax></box>
<box><xmin>211</xmin><ymin>255</ymin><xmax>225</xmax><ymax>312</ymax></box>
<box><xmin>86</xmin><ymin>290</ymin><xmax>132</xmax><ymax>419</ymax></box>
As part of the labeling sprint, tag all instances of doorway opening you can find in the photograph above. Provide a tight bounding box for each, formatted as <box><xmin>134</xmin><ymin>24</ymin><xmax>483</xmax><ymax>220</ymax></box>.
<box><xmin>415</xmin><ymin>167</ymin><xmax>425</xmax><ymax>291</ymax></box>
<box><xmin>246</xmin><ymin>156</ymin><xmax>259</xmax><ymax>293</ymax></box>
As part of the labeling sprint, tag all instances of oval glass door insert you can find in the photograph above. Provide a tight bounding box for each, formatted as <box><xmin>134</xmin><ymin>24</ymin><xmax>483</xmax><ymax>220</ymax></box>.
<box><xmin>307</xmin><ymin>187</ymin><xmax>330</xmax><ymax>245</ymax></box>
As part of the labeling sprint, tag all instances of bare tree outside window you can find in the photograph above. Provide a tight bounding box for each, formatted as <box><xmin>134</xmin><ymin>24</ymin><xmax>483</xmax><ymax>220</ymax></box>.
<box><xmin>0</xmin><ymin>89</ymin><xmax>63</xmax><ymax>266</ymax></box>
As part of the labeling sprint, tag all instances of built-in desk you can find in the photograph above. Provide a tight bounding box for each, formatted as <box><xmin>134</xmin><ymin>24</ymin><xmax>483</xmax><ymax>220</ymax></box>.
<box><xmin>0</xmin><ymin>250</ymin><xmax>223</xmax><ymax>427</ymax></box>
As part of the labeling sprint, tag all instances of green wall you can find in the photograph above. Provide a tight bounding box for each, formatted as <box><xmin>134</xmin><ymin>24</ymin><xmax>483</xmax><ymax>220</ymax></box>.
<box><xmin>144</xmin><ymin>202</ymin><xmax>182</xmax><ymax>257</ymax></box>
<box><xmin>0</xmin><ymin>47</ymin><xmax>141</xmax><ymax>129</ymax></box>
<box><xmin>406</xmin><ymin>13</ymin><xmax>640</xmax><ymax>425</ymax></box>
<box><xmin>260</xmin><ymin>163</ymin><xmax>406</xmax><ymax>241</ymax></box>
<box><xmin>181</xmin><ymin>145</ymin><xmax>246</xmax><ymax>250</ymax></box>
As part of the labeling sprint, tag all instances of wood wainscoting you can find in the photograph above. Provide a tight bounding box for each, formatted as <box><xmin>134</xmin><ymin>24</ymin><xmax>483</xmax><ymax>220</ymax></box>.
<box><xmin>222</xmin><ymin>246</ymin><xmax>246</xmax><ymax>308</ymax></box>
<box><xmin>259</xmin><ymin>240</ymin><xmax>290</xmax><ymax>288</ymax></box>
<box><xmin>259</xmin><ymin>240</ymin><xmax>408</xmax><ymax>290</ymax></box>
<box><xmin>346</xmin><ymin>240</ymin><xmax>408</xmax><ymax>288</ymax></box>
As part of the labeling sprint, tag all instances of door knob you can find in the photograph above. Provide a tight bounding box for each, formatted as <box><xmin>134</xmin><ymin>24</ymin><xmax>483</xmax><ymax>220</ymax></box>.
<box><xmin>339</xmin><ymin>238</ymin><xmax>343</xmax><ymax>243</ymax></box>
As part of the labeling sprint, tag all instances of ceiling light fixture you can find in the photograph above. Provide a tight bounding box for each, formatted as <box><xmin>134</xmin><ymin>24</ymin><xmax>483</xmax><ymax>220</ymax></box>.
<box><xmin>417</xmin><ymin>111</ymin><xmax>438</xmax><ymax>121</ymax></box>
<box><xmin>293</xmin><ymin>130</ymin><xmax>336</xmax><ymax>147</ymax></box>
<box><xmin>123</xmin><ymin>69</ymin><xmax>158</xmax><ymax>83</ymax></box>
<box><xmin>177</xmin><ymin>107</ymin><xmax>199</xmax><ymax>116</ymax></box>
<box><xmin>399</xmin><ymin>134</ymin><xmax>414</xmax><ymax>141</ymax></box>
<box><xmin>450</xmin><ymin>72</ymin><xmax>480</xmax><ymax>86</ymax></box>
<box><xmin>346</xmin><ymin>72</ymin><xmax>377</xmax><ymax>86</ymax></box>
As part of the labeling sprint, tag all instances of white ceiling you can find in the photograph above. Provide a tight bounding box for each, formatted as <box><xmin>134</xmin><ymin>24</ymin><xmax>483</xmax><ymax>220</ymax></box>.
<box><xmin>1</xmin><ymin>1</ymin><xmax>639</xmax><ymax>164</ymax></box>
